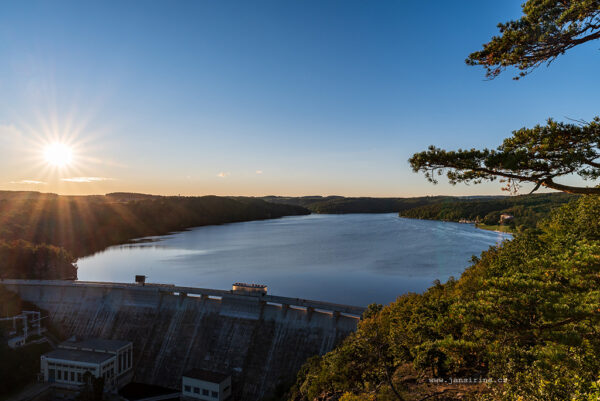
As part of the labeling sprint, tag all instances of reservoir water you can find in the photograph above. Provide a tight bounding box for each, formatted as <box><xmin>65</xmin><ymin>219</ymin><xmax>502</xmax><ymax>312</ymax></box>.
<box><xmin>77</xmin><ymin>213</ymin><xmax>511</xmax><ymax>306</ymax></box>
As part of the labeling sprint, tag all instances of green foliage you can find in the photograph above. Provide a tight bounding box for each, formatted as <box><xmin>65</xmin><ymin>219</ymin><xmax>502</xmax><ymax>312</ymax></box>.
<box><xmin>264</xmin><ymin>196</ymin><xmax>453</xmax><ymax>214</ymax></box>
<box><xmin>338</xmin><ymin>2</ymin><xmax>600</xmax><ymax>399</ymax></box>
<box><xmin>266</xmin><ymin>194</ymin><xmax>571</xmax><ymax>233</ymax></box>
<box><xmin>0</xmin><ymin>192</ymin><xmax>309</xmax><ymax>260</ymax></box>
<box><xmin>409</xmin><ymin>118</ymin><xmax>600</xmax><ymax>195</ymax></box>
<box><xmin>399</xmin><ymin>193</ymin><xmax>574</xmax><ymax>231</ymax></box>
<box><xmin>466</xmin><ymin>0</ymin><xmax>600</xmax><ymax>79</ymax></box>
<box><xmin>413</xmin><ymin>0</ymin><xmax>600</xmax><ymax>195</ymax></box>
<box><xmin>476</xmin><ymin>224</ymin><xmax>513</xmax><ymax>233</ymax></box>
<box><xmin>363</xmin><ymin>303</ymin><xmax>384</xmax><ymax>320</ymax></box>
<box><xmin>0</xmin><ymin>192</ymin><xmax>308</xmax><ymax>279</ymax></box>
<box><xmin>287</xmin><ymin>196</ymin><xmax>600</xmax><ymax>401</ymax></box>
<box><xmin>0</xmin><ymin>240</ymin><xmax>76</xmax><ymax>280</ymax></box>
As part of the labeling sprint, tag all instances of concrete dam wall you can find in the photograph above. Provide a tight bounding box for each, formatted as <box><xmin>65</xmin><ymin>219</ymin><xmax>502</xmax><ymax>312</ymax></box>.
<box><xmin>2</xmin><ymin>280</ymin><xmax>363</xmax><ymax>400</ymax></box>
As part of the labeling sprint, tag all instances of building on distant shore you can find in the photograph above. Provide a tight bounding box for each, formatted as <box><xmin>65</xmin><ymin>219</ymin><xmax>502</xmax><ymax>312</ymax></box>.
<box><xmin>499</xmin><ymin>214</ymin><xmax>514</xmax><ymax>223</ymax></box>
<box><xmin>181</xmin><ymin>369</ymin><xmax>231</xmax><ymax>401</ymax></box>
<box><xmin>40</xmin><ymin>338</ymin><xmax>133</xmax><ymax>391</ymax></box>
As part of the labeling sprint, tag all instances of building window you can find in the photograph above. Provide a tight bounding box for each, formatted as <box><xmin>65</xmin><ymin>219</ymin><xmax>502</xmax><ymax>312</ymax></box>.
<box><xmin>212</xmin><ymin>391</ymin><xmax>218</xmax><ymax>398</ymax></box>
<box><xmin>57</xmin><ymin>370</ymin><xmax>62</xmax><ymax>380</ymax></box>
<box><xmin>202</xmin><ymin>389</ymin><xmax>209</xmax><ymax>396</ymax></box>
<box><xmin>78</xmin><ymin>372</ymin><xmax>82</xmax><ymax>382</ymax></box>
<box><xmin>71</xmin><ymin>372</ymin><xmax>75</xmax><ymax>382</ymax></box>
<box><xmin>184</xmin><ymin>385</ymin><xmax>191</xmax><ymax>392</ymax></box>
<box><xmin>194</xmin><ymin>387</ymin><xmax>200</xmax><ymax>394</ymax></box>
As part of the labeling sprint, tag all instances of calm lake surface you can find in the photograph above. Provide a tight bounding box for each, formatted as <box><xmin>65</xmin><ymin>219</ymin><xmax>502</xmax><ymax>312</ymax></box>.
<box><xmin>77</xmin><ymin>214</ymin><xmax>511</xmax><ymax>306</ymax></box>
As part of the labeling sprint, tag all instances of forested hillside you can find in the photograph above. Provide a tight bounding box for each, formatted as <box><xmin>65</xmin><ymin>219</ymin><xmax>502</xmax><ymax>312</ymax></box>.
<box><xmin>400</xmin><ymin>193</ymin><xmax>575</xmax><ymax>231</ymax></box>
<box><xmin>265</xmin><ymin>195</ymin><xmax>469</xmax><ymax>214</ymax></box>
<box><xmin>265</xmin><ymin>194</ymin><xmax>574</xmax><ymax>231</ymax></box>
<box><xmin>287</xmin><ymin>195</ymin><xmax>600</xmax><ymax>401</ymax></box>
<box><xmin>0</xmin><ymin>241</ymin><xmax>76</xmax><ymax>280</ymax></box>
<box><xmin>1</xmin><ymin>191</ymin><xmax>570</xmax><ymax>280</ymax></box>
<box><xmin>0</xmin><ymin>192</ymin><xmax>309</xmax><ymax>279</ymax></box>
<box><xmin>306</xmin><ymin>197</ymin><xmax>450</xmax><ymax>214</ymax></box>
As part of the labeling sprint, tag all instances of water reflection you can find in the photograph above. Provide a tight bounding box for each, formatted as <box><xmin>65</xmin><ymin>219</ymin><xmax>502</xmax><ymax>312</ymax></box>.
<box><xmin>77</xmin><ymin>214</ymin><xmax>511</xmax><ymax>306</ymax></box>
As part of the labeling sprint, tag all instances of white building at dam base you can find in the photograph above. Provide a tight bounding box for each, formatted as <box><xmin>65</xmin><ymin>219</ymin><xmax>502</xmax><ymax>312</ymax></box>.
<box><xmin>40</xmin><ymin>338</ymin><xmax>133</xmax><ymax>391</ymax></box>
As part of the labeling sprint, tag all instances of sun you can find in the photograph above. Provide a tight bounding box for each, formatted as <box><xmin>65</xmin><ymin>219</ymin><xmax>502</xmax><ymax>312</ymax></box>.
<box><xmin>44</xmin><ymin>143</ymin><xmax>73</xmax><ymax>167</ymax></box>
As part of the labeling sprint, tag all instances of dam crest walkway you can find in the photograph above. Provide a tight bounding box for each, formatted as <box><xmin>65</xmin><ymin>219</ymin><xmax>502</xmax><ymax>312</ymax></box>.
<box><xmin>1</xmin><ymin>279</ymin><xmax>366</xmax><ymax>318</ymax></box>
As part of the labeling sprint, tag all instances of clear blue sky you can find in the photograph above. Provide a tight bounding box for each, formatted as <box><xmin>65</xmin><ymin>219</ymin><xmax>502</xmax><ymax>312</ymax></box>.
<box><xmin>0</xmin><ymin>1</ymin><xmax>598</xmax><ymax>196</ymax></box>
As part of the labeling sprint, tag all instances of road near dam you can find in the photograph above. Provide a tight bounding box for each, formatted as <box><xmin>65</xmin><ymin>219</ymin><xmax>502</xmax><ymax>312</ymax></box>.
<box><xmin>2</xmin><ymin>279</ymin><xmax>364</xmax><ymax>400</ymax></box>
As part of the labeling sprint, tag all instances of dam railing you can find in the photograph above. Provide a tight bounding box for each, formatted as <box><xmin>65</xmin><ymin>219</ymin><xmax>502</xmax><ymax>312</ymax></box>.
<box><xmin>0</xmin><ymin>279</ymin><xmax>366</xmax><ymax>319</ymax></box>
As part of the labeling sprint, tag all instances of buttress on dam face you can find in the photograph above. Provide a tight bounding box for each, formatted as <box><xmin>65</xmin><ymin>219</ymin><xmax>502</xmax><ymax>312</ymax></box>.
<box><xmin>2</xmin><ymin>279</ymin><xmax>364</xmax><ymax>400</ymax></box>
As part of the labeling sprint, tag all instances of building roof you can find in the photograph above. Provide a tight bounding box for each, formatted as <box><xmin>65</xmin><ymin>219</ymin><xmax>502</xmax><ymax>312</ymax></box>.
<box><xmin>44</xmin><ymin>348</ymin><xmax>114</xmax><ymax>364</ymax></box>
<box><xmin>183</xmin><ymin>369</ymin><xmax>230</xmax><ymax>383</ymax></box>
<box><xmin>60</xmin><ymin>338</ymin><xmax>131</xmax><ymax>352</ymax></box>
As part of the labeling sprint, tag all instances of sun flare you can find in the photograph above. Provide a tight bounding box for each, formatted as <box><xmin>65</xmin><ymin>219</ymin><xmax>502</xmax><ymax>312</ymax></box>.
<box><xmin>44</xmin><ymin>143</ymin><xmax>73</xmax><ymax>167</ymax></box>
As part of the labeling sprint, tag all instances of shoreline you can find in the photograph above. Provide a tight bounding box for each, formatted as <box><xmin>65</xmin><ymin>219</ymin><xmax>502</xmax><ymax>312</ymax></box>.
<box><xmin>398</xmin><ymin>215</ymin><xmax>514</xmax><ymax>235</ymax></box>
<box><xmin>475</xmin><ymin>223</ymin><xmax>514</xmax><ymax>234</ymax></box>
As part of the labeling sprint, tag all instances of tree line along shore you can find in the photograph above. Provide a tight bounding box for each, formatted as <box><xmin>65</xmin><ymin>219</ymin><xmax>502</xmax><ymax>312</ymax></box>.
<box><xmin>0</xmin><ymin>190</ymin><xmax>574</xmax><ymax>281</ymax></box>
<box><xmin>0</xmin><ymin>191</ymin><xmax>308</xmax><ymax>280</ymax></box>
<box><xmin>264</xmin><ymin>193</ymin><xmax>575</xmax><ymax>233</ymax></box>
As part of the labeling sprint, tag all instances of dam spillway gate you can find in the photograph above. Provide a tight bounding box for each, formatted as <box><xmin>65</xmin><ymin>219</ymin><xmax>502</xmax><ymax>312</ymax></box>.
<box><xmin>1</xmin><ymin>280</ymin><xmax>364</xmax><ymax>400</ymax></box>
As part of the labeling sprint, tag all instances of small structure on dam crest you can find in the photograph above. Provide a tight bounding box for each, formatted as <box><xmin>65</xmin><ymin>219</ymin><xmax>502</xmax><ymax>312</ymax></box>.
<box><xmin>232</xmin><ymin>282</ymin><xmax>267</xmax><ymax>296</ymax></box>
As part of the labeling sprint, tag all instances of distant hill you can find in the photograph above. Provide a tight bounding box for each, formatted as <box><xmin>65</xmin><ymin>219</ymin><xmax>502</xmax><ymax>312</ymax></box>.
<box><xmin>0</xmin><ymin>191</ymin><xmax>310</xmax><ymax>280</ymax></box>
<box><xmin>0</xmin><ymin>191</ymin><xmax>58</xmax><ymax>200</ymax></box>
<box><xmin>262</xmin><ymin>195</ymin><xmax>345</xmax><ymax>208</ymax></box>
<box><xmin>399</xmin><ymin>192</ymin><xmax>576</xmax><ymax>231</ymax></box>
<box><xmin>262</xmin><ymin>195</ymin><xmax>453</xmax><ymax>214</ymax></box>
<box><xmin>105</xmin><ymin>192</ymin><xmax>159</xmax><ymax>202</ymax></box>
<box><xmin>263</xmin><ymin>193</ymin><xmax>576</xmax><ymax>232</ymax></box>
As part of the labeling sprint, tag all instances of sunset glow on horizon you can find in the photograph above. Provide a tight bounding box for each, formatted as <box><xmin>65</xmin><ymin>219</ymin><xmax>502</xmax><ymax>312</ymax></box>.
<box><xmin>0</xmin><ymin>1</ymin><xmax>598</xmax><ymax>197</ymax></box>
